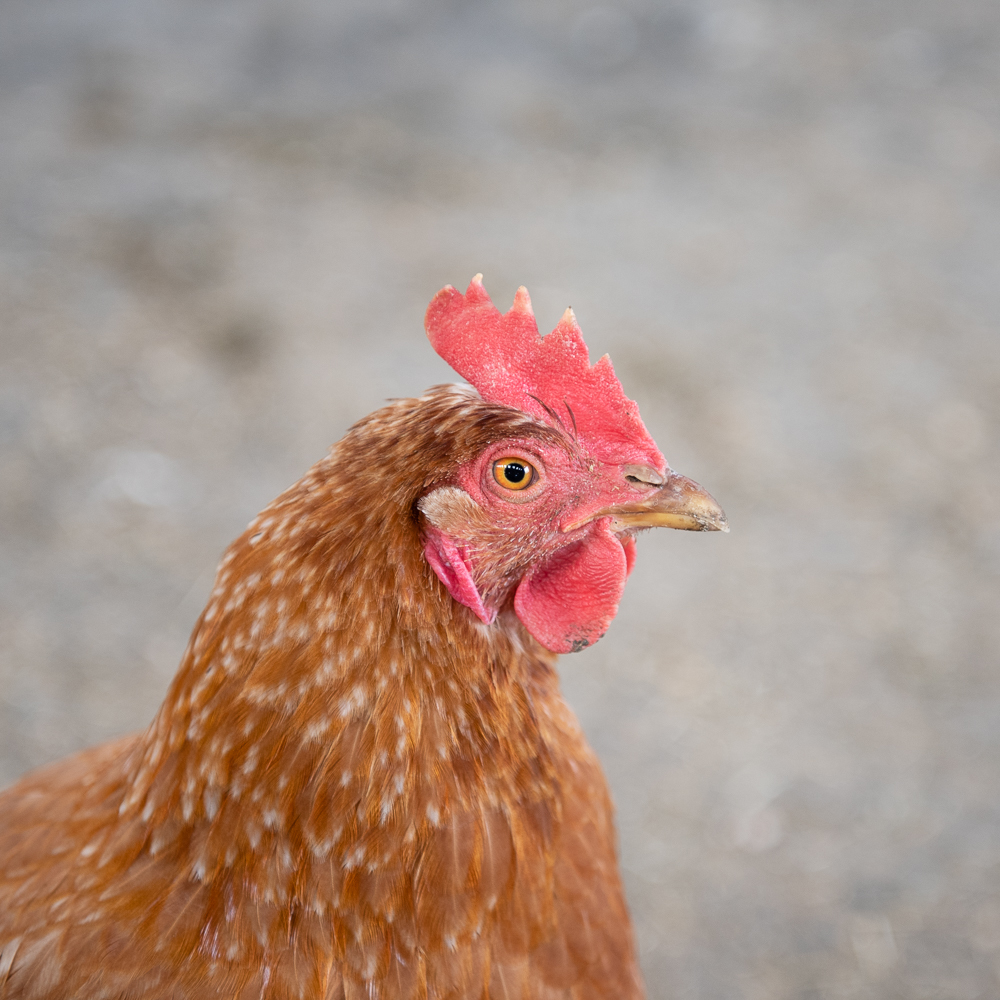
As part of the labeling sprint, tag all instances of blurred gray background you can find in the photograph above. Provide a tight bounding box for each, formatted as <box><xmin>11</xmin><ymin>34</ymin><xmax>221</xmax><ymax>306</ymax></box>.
<box><xmin>2</xmin><ymin>0</ymin><xmax>999</xmax><ymax>996</ymax></box>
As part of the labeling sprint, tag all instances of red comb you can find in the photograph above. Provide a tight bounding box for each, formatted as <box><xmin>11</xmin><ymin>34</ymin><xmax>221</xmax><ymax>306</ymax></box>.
<box><xmin>425</xmin><ymin>276</ymin><xmax>665</xmax><ymax>470</ymax></box>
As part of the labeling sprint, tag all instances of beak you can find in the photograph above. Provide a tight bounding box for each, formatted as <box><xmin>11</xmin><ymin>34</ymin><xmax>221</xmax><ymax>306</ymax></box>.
<box><xmin>566</xmin><ymin>473</ymin><xmax>729</xmax><ymax>534</ymax></box>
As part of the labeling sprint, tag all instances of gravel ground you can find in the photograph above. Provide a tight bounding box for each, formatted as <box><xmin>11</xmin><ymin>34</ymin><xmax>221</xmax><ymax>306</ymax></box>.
<box><xmin>2</xmin><ymin>0</ymin><xmax>1000</xmax><ymax>996</ymax></box>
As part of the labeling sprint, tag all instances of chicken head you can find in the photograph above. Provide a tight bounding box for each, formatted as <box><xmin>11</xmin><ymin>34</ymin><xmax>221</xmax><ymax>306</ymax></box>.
<box><xmin>420</xmin><ymin>275</ymin><xmax>727</xmax><ymax>654</ymax></box>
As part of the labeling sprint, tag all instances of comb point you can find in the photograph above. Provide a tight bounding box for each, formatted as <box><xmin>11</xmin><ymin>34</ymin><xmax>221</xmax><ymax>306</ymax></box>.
<box><xmin>465</xmin><ymin>274</ymin><xmax>492</xmax><ymax>305</ymax></box>
<box><xmin>512</xmin><ymin>286</ymin><xmax>533</xmax><ymax>316</ymax></box>
<box><xmin>556</xmin><ymin>307</ymin><xmax>580</xmax><ymax>331</ymax></box>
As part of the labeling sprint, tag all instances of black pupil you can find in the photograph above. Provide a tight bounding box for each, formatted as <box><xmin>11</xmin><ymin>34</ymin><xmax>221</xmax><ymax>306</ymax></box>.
<box><xmin>503</xmin><ymin>462</ymin><xmax>527</xmax><ymax>483</ymax></box>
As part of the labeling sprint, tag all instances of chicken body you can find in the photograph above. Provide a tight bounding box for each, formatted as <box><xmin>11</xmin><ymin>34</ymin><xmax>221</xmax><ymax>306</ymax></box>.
<box><xmin>0</xmin><ymin>280</ymin><xmax>725</xmax><ymax>999</ymax></box>
<box><xmin>0</xmin><ymin>389</ymin><xmax>642</xmax><ymax>999</ymax></box>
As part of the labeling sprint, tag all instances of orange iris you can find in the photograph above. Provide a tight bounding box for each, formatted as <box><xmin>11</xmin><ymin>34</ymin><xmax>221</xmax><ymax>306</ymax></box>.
<box><xmin>492</xmin><ymin>458</ymin><xmax>535</xmax><ymax>491</ymax></box>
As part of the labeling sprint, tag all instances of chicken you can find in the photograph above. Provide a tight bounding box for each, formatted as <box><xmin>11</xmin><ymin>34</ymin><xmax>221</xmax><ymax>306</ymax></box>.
<box><xmin>0</xmin><ymin>276</ymin><xmax>726</xmax><ymax>1000</ymax></box>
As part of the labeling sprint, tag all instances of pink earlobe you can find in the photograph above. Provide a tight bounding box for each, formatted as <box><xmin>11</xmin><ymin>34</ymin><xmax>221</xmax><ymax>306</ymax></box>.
<box><xmin>423</xmin><ymin>532</ymin><xmax>494</xmax><ymax>624</ymax></box>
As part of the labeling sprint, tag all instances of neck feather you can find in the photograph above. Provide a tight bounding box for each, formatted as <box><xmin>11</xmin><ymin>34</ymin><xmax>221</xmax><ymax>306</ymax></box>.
<box><xmin>120</xmin><ymin>388</ymin><xmax>563</xmax><ymax>866</ymax></box>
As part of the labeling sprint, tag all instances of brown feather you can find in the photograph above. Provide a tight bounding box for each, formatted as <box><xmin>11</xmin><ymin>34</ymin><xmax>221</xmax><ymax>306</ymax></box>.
<box><xmin>0</xmin><ymin>386</ymin><xmax>643</xmax><ymax>999</ymax></box>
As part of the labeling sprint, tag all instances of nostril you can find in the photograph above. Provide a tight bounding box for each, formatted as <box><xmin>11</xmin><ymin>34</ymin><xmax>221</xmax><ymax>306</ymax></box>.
<box><xmin>622</xmin><ymin>464</ymin><xmax>665</xmax><ymax>488</ymax></box>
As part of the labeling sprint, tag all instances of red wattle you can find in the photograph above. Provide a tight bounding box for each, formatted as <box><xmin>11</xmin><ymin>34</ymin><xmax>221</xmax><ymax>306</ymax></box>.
<box><xmin>514</xmin><ymin>522</ymin><xmax>628</xmax><ymax>654</ymax></box>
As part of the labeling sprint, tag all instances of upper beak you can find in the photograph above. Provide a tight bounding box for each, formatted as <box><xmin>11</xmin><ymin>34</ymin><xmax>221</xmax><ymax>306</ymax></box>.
<box><xmin>567</xmin><ymin>473</ymin><xmax>729</xmax><ymax>533</ymax></box>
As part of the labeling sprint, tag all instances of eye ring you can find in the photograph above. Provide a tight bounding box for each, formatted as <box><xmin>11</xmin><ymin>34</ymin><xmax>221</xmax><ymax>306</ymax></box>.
<box><xmin>492</xmin><ymin>458</ymin><xmax>536</xmax><ymax>491</ymax></box>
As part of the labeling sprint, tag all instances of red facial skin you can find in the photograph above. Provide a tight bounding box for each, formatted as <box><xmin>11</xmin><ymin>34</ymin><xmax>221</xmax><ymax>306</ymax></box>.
<box><xmin>422</xmin><ymin>435</ymin><xmax>659</xmax><ymax>653</ymax></box>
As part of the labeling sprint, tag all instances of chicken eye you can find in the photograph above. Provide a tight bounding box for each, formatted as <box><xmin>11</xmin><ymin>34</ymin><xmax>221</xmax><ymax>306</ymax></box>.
<box><xmin>492</xmin><ymin>458</ymin><xmax>535</xmax><ymax>491</ymax></box>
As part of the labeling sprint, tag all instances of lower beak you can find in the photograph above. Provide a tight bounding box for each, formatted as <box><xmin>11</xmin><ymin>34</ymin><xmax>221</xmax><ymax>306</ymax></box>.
<box><xmin>575</xmin><ymin>473</ymin><xmax>729</xmax><ymax>533</ymax></box>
